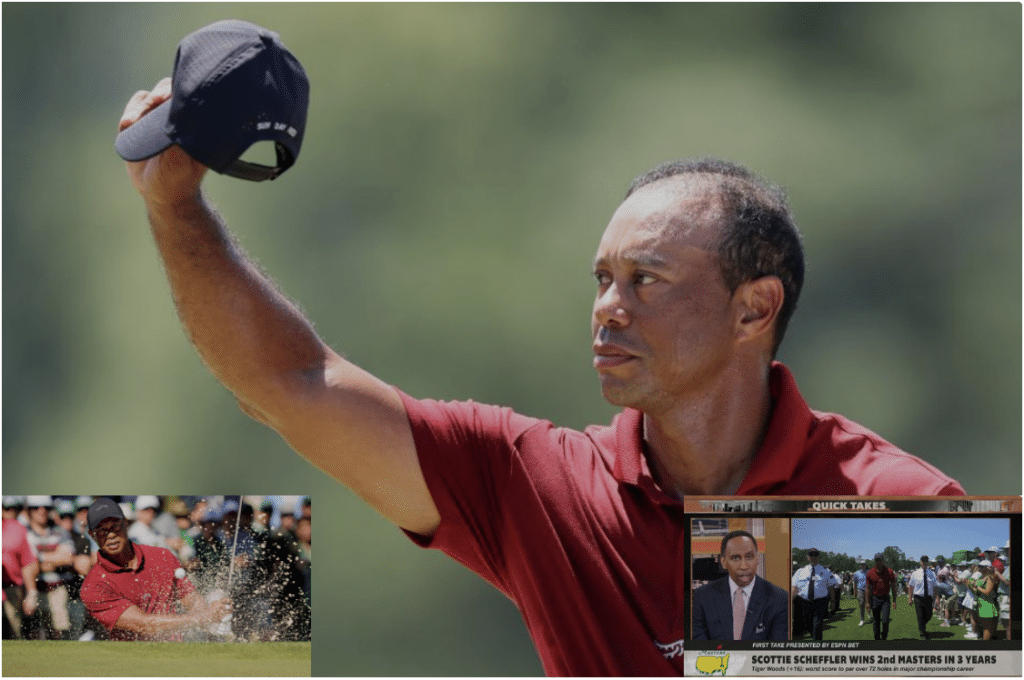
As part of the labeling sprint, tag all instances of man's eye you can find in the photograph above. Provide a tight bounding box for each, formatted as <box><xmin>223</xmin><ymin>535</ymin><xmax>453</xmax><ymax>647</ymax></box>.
<box><xmin>594</xmin><ymin>272</ymin><xmax>610</xmax><ymax>285</ymax></box>
<box><xmin>635</xmin><ymin>273</ymin><xmax>657</xmax><ymax>285</ymax></box>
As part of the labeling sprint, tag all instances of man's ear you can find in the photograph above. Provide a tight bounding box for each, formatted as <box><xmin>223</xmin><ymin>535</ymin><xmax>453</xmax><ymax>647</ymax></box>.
<box><xmin>733</xmin><ymin>275</ymin><xmax>784</xmax><ymax>345</ymax></box>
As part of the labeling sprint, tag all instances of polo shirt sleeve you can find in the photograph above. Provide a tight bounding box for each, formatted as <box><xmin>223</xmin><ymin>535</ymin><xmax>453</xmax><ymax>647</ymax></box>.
<box><xmin>80</xmin><ymin>577</ymin><xmax>133</xmax><ymax>633</ymax></box>
<box><xmin>396</xmin><ymin>389</ymin><xmax>544</xmax><ymax>593</ymax></box>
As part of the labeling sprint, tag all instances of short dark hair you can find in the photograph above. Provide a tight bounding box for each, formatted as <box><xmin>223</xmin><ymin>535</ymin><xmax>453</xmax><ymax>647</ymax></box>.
<box><xmin>720</xmin><ymin>529</ymin><xmax>758</xmax><ymax>556</ymax></box>
<box><xmin>625</xmin><ymin>158</ymin><xmax>804</xmax><ymax>356</ymax></box>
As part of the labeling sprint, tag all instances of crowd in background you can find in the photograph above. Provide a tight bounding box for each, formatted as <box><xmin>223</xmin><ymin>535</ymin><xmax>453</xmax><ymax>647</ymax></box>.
<box><xmin>795</xmin><ymin>544</ymin><xmax>1011</xmax><ymax>641</ymax></box>
<box><xmin>2</xmin><ymin>495</ymin><xmax>311</xmax><ymax>642</ymax></box>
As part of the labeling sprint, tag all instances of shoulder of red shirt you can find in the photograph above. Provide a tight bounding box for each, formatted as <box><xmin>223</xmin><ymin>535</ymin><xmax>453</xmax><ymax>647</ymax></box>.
<box><xmin>86</xmin><ymin>541</ymin><xmax>179</xmax><ymax>578</ymax></box>
<box><xmin>396</xmin><ymin>361</ymin><xmax>964</xmax><ymax>498</ymax></box>
<box><xmin>594</xmin><ymin>362</ymin><xmax>965</xmax><ymax>496</ymax></box>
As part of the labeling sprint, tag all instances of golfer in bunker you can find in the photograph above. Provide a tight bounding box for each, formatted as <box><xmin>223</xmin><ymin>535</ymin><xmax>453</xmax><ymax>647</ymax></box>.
<box><xmin>79</xmin><ymin>497</ymin><xmax>231</xmax><ymax>641</ymax></box>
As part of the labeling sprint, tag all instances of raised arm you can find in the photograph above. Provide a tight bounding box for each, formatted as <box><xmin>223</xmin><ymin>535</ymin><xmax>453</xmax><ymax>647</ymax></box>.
<box><xmin>120</xmin><ymin>80</ymin><xmax>439</xmax><ymax>535</ymax></box>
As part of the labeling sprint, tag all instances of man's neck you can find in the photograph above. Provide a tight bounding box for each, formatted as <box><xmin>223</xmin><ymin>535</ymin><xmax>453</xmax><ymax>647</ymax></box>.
<box><xmin>641</xmin><ymin>362</ymin><xmax>772</xmax><ymax>497</ymax></box>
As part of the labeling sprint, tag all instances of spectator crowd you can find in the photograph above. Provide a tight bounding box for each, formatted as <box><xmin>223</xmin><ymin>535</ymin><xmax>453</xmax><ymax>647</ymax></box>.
<box><xmin>791</xmin><ymin>543</ymin><xmax>1011</xmax><ymax>641</ymax></box>
<box><xmin>2</xmin><ymin>495</ymin><xmax>311</xmax><ymax>642</ymax></box>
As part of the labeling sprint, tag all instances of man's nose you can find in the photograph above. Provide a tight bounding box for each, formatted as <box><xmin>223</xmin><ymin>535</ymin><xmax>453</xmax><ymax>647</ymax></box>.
<box><xmin>593</xmin><ymin>282</ymin><xmax>630</xmax><ymax>329</ymax></box>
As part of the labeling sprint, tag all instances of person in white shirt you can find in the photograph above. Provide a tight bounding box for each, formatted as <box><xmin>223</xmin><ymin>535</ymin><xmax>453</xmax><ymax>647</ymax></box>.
<box><xmin>126</xmin><ymin>496</ymin><xmax>168</xmax><ymax>549</ymax></box>
<box><xmin>994</xmin><ymin>557</ymin><xmax>1010</xmax><ymax>640</ymax></box>
<box><xmin>907</xmin><ymin>555</ymin><xmax>938</xmax><ymax>639</ymax></box>
<box><xmin>791</xmin><ymin>548</ymin><xmax>833</xmax><ymax>640</ymax></box>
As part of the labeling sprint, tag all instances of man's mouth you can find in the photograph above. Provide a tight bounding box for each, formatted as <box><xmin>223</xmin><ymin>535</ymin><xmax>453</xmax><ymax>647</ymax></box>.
<box><xmin>592</xmin><ymin>343</ymin><xmax>638</xmax><ymax>369</ymax></box>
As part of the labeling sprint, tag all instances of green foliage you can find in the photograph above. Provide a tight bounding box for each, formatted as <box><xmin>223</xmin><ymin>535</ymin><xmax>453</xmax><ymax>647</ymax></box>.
<box><xmin>883</xmin><ymin>546</ymin><xmax>907</xmax><ymax>570</ymax></box>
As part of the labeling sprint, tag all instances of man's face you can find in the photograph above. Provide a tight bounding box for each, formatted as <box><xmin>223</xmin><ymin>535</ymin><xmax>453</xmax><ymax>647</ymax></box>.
<box><xmin>807</xmin><ymin>551</ymin><xmax>819</xmax><ymax>565</ymax></box>
<box><xmin>591</xmin><ymin>178</ymin><xmax>738</xmax><ymax>413</ymax></box>
<box><xmin>722</xmin><ymin>535</ymin><xmax>758</xmax><ymax>588</ymax></box>
<box><xmin>921</xmin><ymin>559</ymin><xmax>929</xmax><ymax>569</ymax></box>
<box><xmin>91</xmin><ymin>518</ymin><xmax>129</xmax><ymax>557</ymax></box>
<box><xmin>296</xmin><ymin>518</ymin><xmax>311</xmax><ymax>544</ymax></box>
<box><xmin>138</xmin><ymin>507</ymin><xmax>155</xmax><ymax>525</ymax></box>
<box><xmin>75</xmin><ymin>508</ymin><xmax>89</xmax><ymax>531</ymax></box>
<box><xmin>57</xmin><ymin>514</ymin><xmax>74</xmax><ymax>532</ymax></box>
<box><xmin>875</xmin><ymin>558</ymin><xmax>884</xmax><ymax>570</ymax></box>
<box><xmin>28</xmin><ymin>505</ymin><xmax>50</xmax><ymax>526</ymax></box>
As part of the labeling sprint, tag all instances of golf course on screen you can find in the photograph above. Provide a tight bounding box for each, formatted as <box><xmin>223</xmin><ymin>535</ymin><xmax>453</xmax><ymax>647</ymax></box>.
<box><xmin>1</xmin><ymin>641</ymin><xmax>311</xmax><ymax>676</ymax></box>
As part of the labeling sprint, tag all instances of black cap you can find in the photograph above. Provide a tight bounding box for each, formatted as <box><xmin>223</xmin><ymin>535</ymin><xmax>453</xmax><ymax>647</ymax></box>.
<box><xmin>874</xmin><ymin>552</ymin><xmax>884</xmax><ymax>560</ymax></box>
<box><xmin>807</xmin><ymin>548</ymin><xmax>820</xmax><ymax>556</ymax></box>
<box><xmin>920</xmin><ymin>555</ymin><xmax>929</xmax><ymax>562</ymax></box>
<box><xmin>115</xmin><ymin>19</ymin><xmax>309</xmax><ymax>182</ymax></box>
<box><xmin>87</xmin><ymin>497</ymin><xmax>126</xmax><ymax>531</ymax></box>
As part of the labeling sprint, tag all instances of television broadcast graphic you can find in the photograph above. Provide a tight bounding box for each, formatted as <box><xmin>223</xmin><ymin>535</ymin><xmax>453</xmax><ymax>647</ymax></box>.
<box><xmin>683</xmin><ymin>497</ymin><xmax>1020</xmax><ymax>677</ymax></box>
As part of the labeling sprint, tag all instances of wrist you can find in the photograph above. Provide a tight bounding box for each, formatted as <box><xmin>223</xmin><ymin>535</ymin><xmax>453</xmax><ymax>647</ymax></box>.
<box><xmin>144</xmin><ymin>189</ymin><xmax>207</xmax><ymax>220</ymax></box>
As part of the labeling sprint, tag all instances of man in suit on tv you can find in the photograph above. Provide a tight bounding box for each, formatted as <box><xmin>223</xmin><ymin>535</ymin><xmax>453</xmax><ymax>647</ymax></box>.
<box><xmin>692</xmin><ymin>530</ymin><xmax>789</xmax><ymax>640</ymax></box>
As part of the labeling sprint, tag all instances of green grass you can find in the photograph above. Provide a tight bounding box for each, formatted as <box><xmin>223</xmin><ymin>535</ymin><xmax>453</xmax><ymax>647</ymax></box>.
<box><xmin>1</xmin><ymin>640</ymin><xmax>311</xmax><ymax>676</ymax></box>
<box><xmin>794</xmin><ymin>595</ymin><xmax>1008</xmax><ymax>641</ymax></box>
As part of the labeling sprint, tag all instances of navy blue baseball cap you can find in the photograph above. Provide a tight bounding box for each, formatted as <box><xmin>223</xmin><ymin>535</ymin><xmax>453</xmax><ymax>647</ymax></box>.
<box><xmin>87</xmin><ymin>497</ymin><xmax>126</xmax><ymax>531</ymax></box>
<box><xmin>115</xmin><ymin>19</ymin><xmax>309</xmax><ymax>181</ymax></box>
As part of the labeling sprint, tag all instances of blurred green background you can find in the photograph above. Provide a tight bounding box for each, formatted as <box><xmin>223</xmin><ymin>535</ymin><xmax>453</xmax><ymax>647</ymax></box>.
<box><xmin>3</xmin><ymin>3</ymin><xmax>1020</xmax><ymax>675</ymax></box>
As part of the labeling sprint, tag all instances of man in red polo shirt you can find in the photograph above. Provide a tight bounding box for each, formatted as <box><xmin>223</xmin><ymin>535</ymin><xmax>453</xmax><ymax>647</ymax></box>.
<box><xmin>865</xmin><ymin>553</ymin><xmax>898</xmax><ymax>641</ymax></box>
<box><xmin>119</xmin><ymin>76</ymin><xmax>964</xmax><ymax>673</ymax></box>
<box><xmin>79</xmin><ymin>498</ymin><xmax>230</xmax><ymax>641</ymax></box>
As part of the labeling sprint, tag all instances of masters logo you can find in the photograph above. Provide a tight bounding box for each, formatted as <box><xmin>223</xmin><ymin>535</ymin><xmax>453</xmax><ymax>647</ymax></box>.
<box><xmin>695</xmin><ymin>652</ymin><xmax>730</xmax><ymax>676</ymax></box>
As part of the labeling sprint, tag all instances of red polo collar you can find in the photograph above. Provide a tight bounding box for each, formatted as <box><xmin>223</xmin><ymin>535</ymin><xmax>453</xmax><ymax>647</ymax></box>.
<box><xmin>96</xmin><ymin>542</ymin><xmax>145</xmax><ymax>573</ymax></box>
<box><xmin>611</xmin><ymin>362</ymin><xmax>811</xmax><ymax>497</ymax></box>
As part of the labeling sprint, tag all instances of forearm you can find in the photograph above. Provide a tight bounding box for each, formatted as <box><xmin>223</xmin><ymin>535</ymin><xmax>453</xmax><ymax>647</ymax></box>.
<box><xmin>114</xmin><ymin>610</ymin><xmax>205</xmax><ymax>637</ymax></box>
<box><xmin>146</xmin><ymin>194</ymin><xmax>330</xmax><ymax>422</ymax></box>
<box><xmin>114</xmin><ymin>595</ymin><xmax>225</xmax><ymax>637</ymax></box>
<box><xmin>21</xmin><ymin>562</ymin><xmax>39</xmax><ymax>592</ymax></box>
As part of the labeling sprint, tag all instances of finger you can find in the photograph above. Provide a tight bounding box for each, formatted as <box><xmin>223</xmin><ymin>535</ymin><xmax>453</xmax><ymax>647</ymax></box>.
<box><xmin>118</xmin><ymin>77</ymin><xmax>173</xmax><ymax>131</ymax></box>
